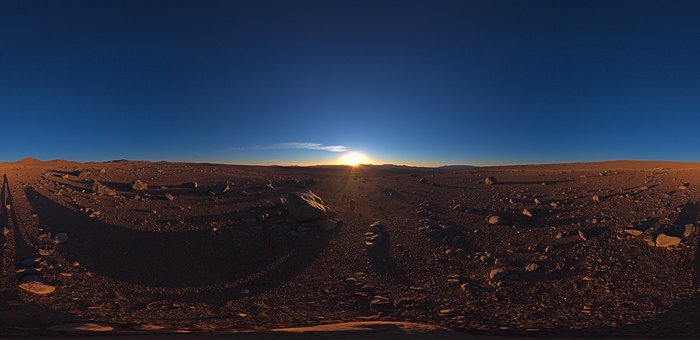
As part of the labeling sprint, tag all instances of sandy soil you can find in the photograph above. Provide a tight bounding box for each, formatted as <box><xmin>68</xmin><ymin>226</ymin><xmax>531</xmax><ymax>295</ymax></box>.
<box><xmin>1</xmin><ymin>158</ymin><xmax>700</xmax><ymax>337</ymax></box>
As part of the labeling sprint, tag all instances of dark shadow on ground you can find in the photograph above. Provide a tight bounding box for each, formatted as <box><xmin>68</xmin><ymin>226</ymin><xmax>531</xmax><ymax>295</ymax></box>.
<box><xmin>24</xmin><ymin>187</ymin><xmax>333</xmax><ymax>292</ymax></box>
<box><xmin>367</xmin><ymin>231</ymin><xmax>414</xmax><ymax>287</ymax></box>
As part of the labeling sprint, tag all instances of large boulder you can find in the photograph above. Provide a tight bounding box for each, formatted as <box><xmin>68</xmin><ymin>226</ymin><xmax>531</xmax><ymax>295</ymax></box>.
<box><xmin>131</xmin><ymin>180</ymin><xmax>147</xmax><ymax>191</ymax></box>
<box><xmin>286</xmin><ymin>191</ymin><xmax>327</xmax><ymax>221</ymax></box>
<box><xmin>91</xmin><ymin>180</ymin><xmax>116</xmax><ymax>196</ymax></box>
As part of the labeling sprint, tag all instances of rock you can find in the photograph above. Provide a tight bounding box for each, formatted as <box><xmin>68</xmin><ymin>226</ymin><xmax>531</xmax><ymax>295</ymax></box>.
<box><xmin>656</xmin><ymin>234</ymin><xmax>681</xmax><ymax>247</ymax></box>
<box><xmin>488</xmin><ymin>268</ymin><xmax>509</xmax><ymax>280</ymax></box>
<box><xmin>684</xmin><ymin>224</ymin><xmax>695</xmax><ymax>238</ymax></box>
<box><xmin>625</xmin><ymin>229</ymin><xmax>643</xmax><ymax>236</ymax></box>
<box><xmin>48</xmin><ymin>323</ymin><xmax>113</xmax><ymax>332</ymax></box>
<box><xmin>522</xmin><ymin>209</ymin><xmax>533</xmax><ymax>217</ymax></box>
<box><xmin>18</xmin><ymin>275</ymin><xmax>55</xmax><ymax>295</ymax></box>
<box><xmin>53</xmin><ymin>232</ymin><xmax>68</xmax><ymax>244</ymax></box>
<box><xmin>525</xmin><ymin>263</ymin><xmax>539</xmax><ymax>272</ymax></box>
<box><xmin>418</xmin><ymin>177</ymin><xmax>428</xmax><ymax>184</ymax></box>
<box><xmin>484</xmin><ymin>176</ymin><xmax>497</xmax><ymax>185</ymax></box>
<box><xmin>286</xmin><ymin>191</ymin><xmax>327</xmax><ymax>221</ymax></box>
<box><xmin>592</xmin><ymin>195</ymin><xmax>600</xmax><ymax>202</ymax></box>
<box><xmin>319</xmin><ymin>219</ymin><xmax>339</xmax><ymax>231</ymax></box>
<box><xmin>369</xmin><ymin>296</ymin><xmax>393</xmax><ymax>311</ymax></box>
<box><xmin>365</xmin><ymin>222</ymin><xmax>385</xmax><ymax>248</ymax></box>
<box><xmin>91</xmin><ymin>180</ymin><xmax>116</xmax><ymax>196</ymax></box>
<box><xmin>131</xmin><ymin>180</ymin><xmax>147</xmax><ymax>191</ymax></box>
<box><xmin>678</xmin><ymin>183</ymin><xmax>689</xmax><ymax>190</ymax></box>
<box><xmin>555</xmin><ymin>232</ymin><xmax>564</xmax><ymax>239</ymax></box>
<box><xmin>164</xmin><ymin>193</ymin><xmax>174</xmax><ymax>201</ymax></box>
<box><xmin>578</xmin><ymin>230</ymin><xmax>589</xmax><ymax>241</ymax></box>
<box><xmin>3</xmin><ymin>226</ymin><xmax>8</xmax><ymax>237</ymax></box>
<box><xmin>210</xmin><ymin>182</ymin><xmax>230</xmax><ymax>195</ymax></box>
<box><xmin>487</xmin><ymin>215</ymin><xmax>507</xmax><ymax>225</ymax></box>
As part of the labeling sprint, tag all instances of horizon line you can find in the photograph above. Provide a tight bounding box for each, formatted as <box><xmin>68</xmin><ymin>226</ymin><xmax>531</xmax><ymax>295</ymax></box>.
<box><xmin>6</xmin><ymin>157</ymin><xmax>700</xmax><ymax>169</ymax></box>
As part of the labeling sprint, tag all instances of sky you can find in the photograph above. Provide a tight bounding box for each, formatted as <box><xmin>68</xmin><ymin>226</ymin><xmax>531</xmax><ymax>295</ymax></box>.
<box><xmin>2</xmin><ymin>0</ymin><xmax>700</xmax><ymax>166</ymax></box>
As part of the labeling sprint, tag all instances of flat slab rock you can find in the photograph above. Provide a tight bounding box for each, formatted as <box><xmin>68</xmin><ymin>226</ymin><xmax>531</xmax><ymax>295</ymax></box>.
<box><xmin>48</xmin><ymin>323</ymin><xmax>114</xmax><ymax>332</ymax></box>
<box><xmin>18</xmin><ymin>275</ymin><xmax>56</xmax><ymax>295</ymax></box>
<box><xmin>656</xmin><ymin>233</ymin><xmax>682</xmax><ymax>247</ymax></box>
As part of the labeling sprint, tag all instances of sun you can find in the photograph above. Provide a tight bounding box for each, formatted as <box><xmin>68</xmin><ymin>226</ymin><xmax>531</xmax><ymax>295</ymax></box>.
<box><xmin>339</xmin><ymin>152</ymin><xmax>368</xmax><ymax>166</ymax></box>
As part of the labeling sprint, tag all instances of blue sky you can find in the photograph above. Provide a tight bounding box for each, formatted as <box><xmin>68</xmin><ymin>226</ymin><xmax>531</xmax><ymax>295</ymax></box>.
<box><xmin>2</xmin><ymin>0</ymin><xmax>700</xmax><ymax>166</ymax></box>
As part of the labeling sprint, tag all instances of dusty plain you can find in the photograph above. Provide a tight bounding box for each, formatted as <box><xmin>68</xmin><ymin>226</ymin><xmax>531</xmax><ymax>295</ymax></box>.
<box><xmin>1</xmin><ymin>158</ymin><xmax>700</xmax><ymax>338</ymax></box>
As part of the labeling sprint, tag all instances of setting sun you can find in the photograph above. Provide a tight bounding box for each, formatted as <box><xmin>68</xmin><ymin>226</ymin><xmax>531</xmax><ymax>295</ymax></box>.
<box><xmin>339</xmin><ymin>152</ymin><xmax>369</xmax><ymax>166</ymax></box>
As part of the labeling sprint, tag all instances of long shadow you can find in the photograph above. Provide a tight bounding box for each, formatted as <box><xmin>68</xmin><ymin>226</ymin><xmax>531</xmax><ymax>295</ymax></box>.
<box><xmin>570</xmin><ymin>199</ymin><xmax>700</xmax><ymax>336</ymax></box>
<box><xmin>367</xmin><ymin>232</ymin><xmax>414</xmax><ymax>287</ymax></box>
<box><xmin>494</xmin><ymin>180</ymin><xmax>574</xmax><ymax>185</ymax></box>
<box><xmin>24</xmin><ymin>186</ymin><xmax>332</xmax><ymax>291</ymax></box>
<box><xmin>6</xmin><ymin>177</ymin><xmax>36</xmax><ymax>265</ymax></box>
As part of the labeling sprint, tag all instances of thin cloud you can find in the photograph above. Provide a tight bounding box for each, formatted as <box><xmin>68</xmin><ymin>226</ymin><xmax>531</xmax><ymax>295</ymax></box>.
<box><xmin>258</xmin><ymin>142</ymin><xmax>348</xmax><ymax>153</ymax></box>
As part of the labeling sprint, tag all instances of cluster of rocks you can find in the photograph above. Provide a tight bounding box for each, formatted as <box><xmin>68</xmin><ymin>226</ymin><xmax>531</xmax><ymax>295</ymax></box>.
<box><xmin>621</xmin><ymin>222</ymin><xmax>694</xmax><ymax>248</ymax></box>
<box><xmin>234</xmin><ymin>191</ymin><xmax>340</xmax><ymax>240</ymax></box>
<box><xmin>364</xmin><ymin>222</ymin><xmax>386</xmax><ymax>248</ymax></box>
<box><xmin>16</xmin><ymin>257</ymin><xmax>56</xmax><ymax>295</ymax></box>
<box><xmin>131</xmin><ymin>180</ymin><xmax>147</xmax><ymax>191</ymax></box>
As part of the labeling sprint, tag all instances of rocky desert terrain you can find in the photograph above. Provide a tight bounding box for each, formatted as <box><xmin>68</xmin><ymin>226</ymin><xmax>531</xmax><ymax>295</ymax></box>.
<box><xmin>1</xmin><ymin>158</ymin><xmax>700</xmax><ymax>337</ymax></box>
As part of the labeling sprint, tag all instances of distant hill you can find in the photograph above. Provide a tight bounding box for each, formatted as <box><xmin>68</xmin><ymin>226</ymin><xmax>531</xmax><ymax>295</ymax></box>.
<box><xmin>437</xmin><ymin>165</ymin><xmax>480</xmax><ymax>170</ymax></box>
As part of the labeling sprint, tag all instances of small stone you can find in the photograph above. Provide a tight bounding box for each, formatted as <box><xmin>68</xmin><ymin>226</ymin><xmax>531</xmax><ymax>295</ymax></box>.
<box><xmin>522</xmin><ymin>209</ymin><xmax>533</xmax><ymax>217</ymax></box>
<box><xmin>592</xmin><ymin>195</ymin><xmax>600</xmax><ymax>202</ymax></box>
<box><xmin>488</xmin><ymin>268</ymin><xmax>509</xmax><ymax>280</ymax></box>
<box><xmin>418</xmin><ymin>177</ymin><xmax>428</xmax><ymax>184</ymax></box>
<box><xmin>555</xmin><ymin>232</ymin><xmax>564</xmax><ymax>239</ymax></box>
<box><xmin>164</xmin><ymin>193</ymin><xmax>174</xmax><ymax>201</ymax></box>
<box><xmin>656</xmin><ymin>234</ymin><xmax>681</xmax><ymax>247</ymax></box>
<box><xmin>484</xmin><ymin>176</ymin><xmax>497</xmax><ymax>185</ymax></box>
<box><xmin>525</xmin><ymin>263</ymin><xmax>539</xmax><ymax>272</ymax></box>
<box><xmin>578</xmin><ymin>230</ymin><xmax>589</xmax><ymax>241</ymax></box>
<box><xmin>625</xmin><ymin>229</ymin><xmax>643</xmax><ymax>236</ymax></box>
<box><xmin>683</xmin><ymin>224</ymin><xmax>694</xmax><ymax>238</ymax></box>
<box><xmin>487</xmin><ymin>215</ymin><xmax>507</xmax><ymax>225</ymax></box>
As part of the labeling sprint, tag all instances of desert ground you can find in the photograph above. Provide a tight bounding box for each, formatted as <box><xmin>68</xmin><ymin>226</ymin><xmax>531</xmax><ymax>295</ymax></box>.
<box><xmin>1</xmin><ymin>158</ymin><xmax>700</xmax><ymax>337</ymax></box>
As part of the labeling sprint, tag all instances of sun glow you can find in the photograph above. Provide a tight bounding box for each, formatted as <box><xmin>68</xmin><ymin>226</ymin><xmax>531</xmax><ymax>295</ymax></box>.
<box><xmin>339</xmin><ymin>152</ymin><xmax>369</xmax><ymax>166</ymax></box>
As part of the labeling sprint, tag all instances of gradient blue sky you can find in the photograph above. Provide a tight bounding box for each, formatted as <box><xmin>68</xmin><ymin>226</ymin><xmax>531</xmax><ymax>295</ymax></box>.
<box><xmin>3</xmin><ymin>0</ymin><xmax>700</xmax><ymax>166</ymax></box>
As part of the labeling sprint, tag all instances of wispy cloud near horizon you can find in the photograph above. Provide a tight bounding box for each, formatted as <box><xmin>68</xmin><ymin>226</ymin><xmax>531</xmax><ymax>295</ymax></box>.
<box><xmin>255</xmin><ymin>142</ymin><xmax>349</xmax><ymax>153</ymax></box>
